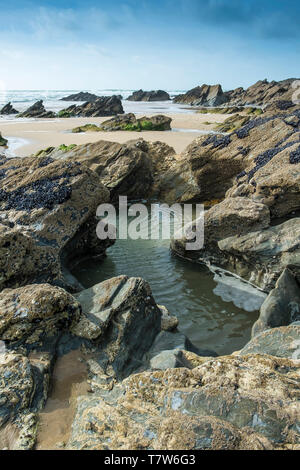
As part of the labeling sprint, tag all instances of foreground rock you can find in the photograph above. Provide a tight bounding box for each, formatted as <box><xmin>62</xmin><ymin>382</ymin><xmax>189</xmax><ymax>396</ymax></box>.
<box><xmin>0</xmin><ymin>102</ymin><xmax>19</xmax><ymax>115</ymax></box>
<box><xmin>127</xmin><ymin>89</ymin><xmax>170</xmax><ymax>102</ymax></box>
<box><xmin>72</xmin><ymin>113</ymin><xmax>172</xmax><ymax>133</ymax></box>
<box><xmin>252</xmin><ymin>269</ymin><xmax>300</xmax><ymax>337</ymax></box>
<box><xmin>58</xmin><ymin>96</ymin><xmax>124</xmax><ymax>118</ymax></box>
<box><xmin>0</xmin><ymin>155</ymin><xmax>111</xmax><ymax>291</ymax></box>
<box><xmin>68</xmin><ymin>354</ymin><xmax>300</xmax><ymax>450</ymax></box>
<box><xmin>60</xmin><ymin>92</ymin><xmax>100</xmax><ymax>102</ymax></box>
<box><xmin>240</xmin><ymin>325</ymin><xmax>300</xmax><ymax>359</ymax></box>
<box><xmin>174</xmin><ymin>84</ymin><xmax>227</xmax><ymax>107</ymax></box>
<box><xmin>18</xmin><ymin>101</ymin><xmax>56</xmax><ymax>118</ymax></box>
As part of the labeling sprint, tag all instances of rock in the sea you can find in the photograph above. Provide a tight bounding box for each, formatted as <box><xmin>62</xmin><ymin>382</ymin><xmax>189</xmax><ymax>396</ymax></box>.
<box><xmin>71</xmin><ymin>275</ymin><xmax>162</xmax><ymax>379</ymax></box>
<box><xmin>60</xmin><ymin>92</ymin><xmax>99</xmax><ymax>102</ymax></box>
<box><xmin>240</xmin><ymin>325</ymin><xmax>300</xmax><ymax>359</ymax></box>
<box><xmin>0</xmin><ymin>102</ymin><xmax>19</xmax><ymax>115</ymax></box>
<box><xmin>18</xmin><ymin>100</ymin><xmax>56</xmax><ymax>118</ymax></box>
<box><xmin>0</xmin><ymin>133</ymin><xmax>7</xmax><ymax>147</ymax></box>
<box><xmin>252</xmin><ymin>269</ymin><xmax>300</xmax><ymax>337</ymax></box>
<box><xmin>58</xmin><ymin>95</ymin><xmax>124</xmax><ymax>118</ymax></box>
<box><xmin>174</xmin><ymin>84</ymin><xmax>227</xmax><ymax>107</ymax></box>
<box><xmin>127</xmin><ymin>89</ymin><xmax>170</xmax><ymax>102</ymax></box>
<box><xmin>67</xmin><ymin>354</ymin><xmax>300</xmax><ymax>450</ymax></box>
<box><xmin>0</xmin><ymin>283</ymin><xmax>80</xmax><ymax>345</ymax></box>
<box><xmin>0</xmin><ymin>155</ymin><xmax>112</xmax><ymax>291</ymax></box>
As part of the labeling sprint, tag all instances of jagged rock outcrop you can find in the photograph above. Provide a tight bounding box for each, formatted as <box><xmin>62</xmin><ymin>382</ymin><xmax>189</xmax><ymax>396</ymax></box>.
<box><xmin>72</xmin><ymin>113</ymin><xmax>172</xmax><ymax>133</ymax></box>
<box><xmin>252</xmin><ymin>269</ymin><xmax>300</xmax><ymax>337</ymax></box>
<box><xmin>60</xmin><ymin>92</ymin><xmax>100</xmax><ymax>102</ymax></box>
<box><xmin>18</xmin><ymin>101</ymin><xmax>56</xmax><ymax>118</ymax></box>
<box><xmin>0</xmin><ymin>102</ymin><xmax>19</xmax><ymax>115</ymax></box>
<box><xmin>127</xmin><ymin>89</ymin><xmax>170</xmax><ymax>102</ymax></box>
<box><xmin>240</xmin><ymin>325</ymin><xmax>300</xmax><ymax>360</ymax></box>
<box><xmin>59</xmin><ymin>96</ymin><xmax>124</xmax><ymax>118</ymax></box>
<box><xmin>174</xmin><ymin>84</ymin><xmax>227</xmax><ymax>107</ymax></box>
<box><xmin>67</xmin><ymin>354</ymin><xmax>300</xmax><ymax>450</ymax></box>
<box><xmin>0</xmin><ymin>155</ymin><xmax>112</xmax><ymax>292</ymax></box>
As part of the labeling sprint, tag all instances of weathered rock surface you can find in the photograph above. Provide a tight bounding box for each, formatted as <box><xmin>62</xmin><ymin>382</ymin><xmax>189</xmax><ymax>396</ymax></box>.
<box><xmin>0</xmin><ymin>155</ymin><xmax>111</xmax><ymax>291</ymax></box>
<box><xmin>252</xmin><ymin>269</ymin><xmax>300</xmax><ymax>337</ymax></box>
<box><xmin>174</xmin><ymin>84</ymin><xmax>227</xmax><ymax>107</ymax></box>
<box><xmin>127</xmin><ymin>89</ymin><xmax>170</xmax><ymax>102</ymax></box>
<box><xmin>60</xmin><ymin>92</ymin><xmax>100</xmax><ymax>102</ymax></box>
<box><xmin>72</xmin><ymin>113</ymin><xmax>172</xmax><ymax>133</ymax></box>
<box><xmin>59</xmin><ymin>96</ymin><xmax>124</xmax><ymax>118</ymax></box>
<box><xmin>240</xmin><ymin>325</ymin><xmax>300</xmax><ymax>360</ymax></box>
<box><xmin>0</xmin><ymin>283</ymin><xmax>80</xmax><ymax>345</ymax></box>
<box><xmin>67</xmin><ymin>354</ymin><xmax>300</xmax><ymax>450</ymax></box>
<box><xmin>0</xmin><ymin>102</ymin><xmax>19</xmax><ymax>115</ymax></box>
<box><xmin>18</xmin><ymin>101</ymin><xmax>56</xmax><ymax>118</ymax></box>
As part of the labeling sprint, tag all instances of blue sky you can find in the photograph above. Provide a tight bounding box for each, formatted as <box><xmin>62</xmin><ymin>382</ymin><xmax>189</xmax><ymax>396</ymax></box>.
<box><xmin>0</xmin><ymin>0</ymin><xmax>299</xmax><ymax>90</ymax></box>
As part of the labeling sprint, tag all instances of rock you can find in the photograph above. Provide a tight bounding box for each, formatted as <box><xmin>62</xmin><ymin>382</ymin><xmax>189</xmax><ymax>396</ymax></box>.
<box><xmin>159</xmin><ymin>305</ymin><xmax>178</xmax><ymax>331</ymax></box>
<box><xmin>72</xmin><ymin>113</ymin><xmax>172</xmax><ymax>133</ymax></box>
<box><xmin>67</xmin><ymin>354</ymin><xmax>299</xmax><ymax>449</ymax></box>
<box><xmin>18</xmin><ymin>101</ymin><xmax>56</xmax><ymax>118</ymax></box>
<box><xmin>147</xmin><ymin>330</ymin><xmax>217</xmax><ymax>358</ymax></box>
<box><xmin>58</xmin><ymin>96</ymin><xmax>124</xmax><ymax>118</ymax></box>
<box><xmin>149</xmin><ymin>349</ymin><xmax>187</xmax><ymax>370</ymax></box>
<box><xmin>71</xmin><ymin>275</ymin><xmax>162</xmax><ymax>379</ymax></box>
<box><xmin>174</xmin><ymin>84</ymin><xmax>227</xmax><ymax>107</ymax></box>
<box><xmin>218</xmin><ymin>218</ymin><xmax>300</xmax><ymax>291</ymax></box>
<box><xmin>252</xmin><ymin>269</ymin><xmax>300</xmax><ymax>337</ymax></box>
<box><xmin>60</xmin><ymin>92</ymin><xmax>100</xmax><ymax>102</ymax></box>
<box><xmin>0</xmin><ymin>155</ymin><xmax>112</xmax><ymax>291</ymax></box>
<box><xmin>0</xmin><ymin>283</ymin><xmax>80</xmax><ymax>345</ymax></box>
<box><xmin>0</xmin><ymin>133</ymin><xmax>7</xmax><ymax>147</ymax></box>
<box><xmin>0</xmin><ymin>102</ymin><xmax>19</xmax><ymax>115</ymax></box>
<box><xmin>127</xmin><ymin>89</ymin><xmax>170</xmax><ymax>102</ymax></box>
<box><xmin>240</xmin><ymin>325</ymin><xmax>300</xmax><ymax>359</ymax></box>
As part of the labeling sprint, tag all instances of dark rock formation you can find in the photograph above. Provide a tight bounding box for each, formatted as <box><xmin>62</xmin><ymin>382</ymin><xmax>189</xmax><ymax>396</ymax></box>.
<box><xmin>18</xmin><ymin>101</ymin><xmax>56</xmax><ymax>118</ymax></box>
<box><xmin>0</xmin><ymin>133</ymin><xmax>7</xmax><ymax>147</ymax></box>
<box><xmin>58</xmin><ymin>95</ymin><xmax>124</xmax><ymax>117</ymax></box>
<box><xmin>174</xmin><ymin>84</ymin><xmax>227</xmax><ymax>107</ymax></box>
<box><xmin>72</xmin><ymin>113</ymin><xmax>172</xmax><ymax>133</ymax></box>
<box><xmin>60</xmin><ymin>92</ymin><xmax>100</xmax><ymax>102</ymax></box>
<box><xmin>0</xmin><ymin>102</ymin><xmax>19</xmax><ymax>115</ymax></box>
<box><xmin>127</xmin><ymin>89</ymin><xmax>170</xmax><ymax>102</ymax></box>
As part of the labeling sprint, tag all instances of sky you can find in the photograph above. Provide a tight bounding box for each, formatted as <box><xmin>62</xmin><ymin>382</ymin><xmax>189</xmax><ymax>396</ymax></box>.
<box><xmin>0</xmin><ymin>0</ymin><xmax>299</xmax><ymax>91</ymax></box>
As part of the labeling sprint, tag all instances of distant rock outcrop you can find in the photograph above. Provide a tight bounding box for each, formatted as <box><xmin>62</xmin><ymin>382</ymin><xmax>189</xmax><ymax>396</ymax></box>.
<box><xmin>58</xmin><ymin>95</ymin><xmax>124</xmax><ymax>117</ymax></box>
<box><xmin>174</xmin><ymin>84</ymin><xmax>227</xmax><ymax>107</ymax></box>
<box><xmin>60</xmin><ymin>91</ymin><xmax>100</xmax><ymax>102</ymax></box>
<box><xmin>127</xmin><ymin>89</ymin><xmax>171</xmax><ymax>101</ymax></box>
<box><xmin>0</xmin><ymin>102</ymin><xmax>19</xmax><ymax>115</ymax></box>
<box><xmin>18</xmin><ymin>100</ymin><xmax>56</xmax><ymax>118</ymax></box>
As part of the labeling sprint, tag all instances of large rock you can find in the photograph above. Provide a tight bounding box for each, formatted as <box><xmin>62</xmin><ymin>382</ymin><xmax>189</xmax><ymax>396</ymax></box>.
<box><xmin>0</xmin><ymin>102</ymin><xmax>19</xmax><ymax>115</ymax></box>
<box><xmin>127</xmin><ymin>89</ymin><xmax>170</xmax><ymax>102</ymax></box>
<box><xmin>252</xmin><ymin>269</ymin><xmax>300</xmax><ymax>337</ymax></box>
<box><xmin>0</xmin><ymin>133</ymin><xmax>7</xmax><ymax>147</ymax></box>
<box><xmin>60</xmin><ymin>92</ymin><xmax>99</xmax><ymax>102</ymax></box>
<box><xmin>240</xmin><ymin>325</ymin><xmax>300</xmax><ymax>359</ymax></box>
<box><xmin>18</xmin><ymin>101</ymin><xmax>56</xmax><ymax>118</ymax></box>
<box><xmin>174</xmin><ymin>84</ymin><xmax>227</xmax><ymax>107</ymax></box>
<box><xmin>59</xmin><ymin>96</ymin><xmax>124</xmax><ymax>117</ymax></box>
<box><xmin>67</xmin><ymin>354</ymin><xmax>300</xmax><ymax>450</ymax></box>
<box><xmin>0</xmin><ymin>155</ymin><xmax>111</xmax><ymax>292</ymax></box>
<box><xmin>71</xmin><ymin>275</ymin><xmax>162</xmax><ymax>380</ymax></box>
<box><xmin>0</xmin><ymin>283</ymin><xmax>80</xmax><ymax>345</ymax></box>
<box><xmin>72</xmin><ymin>113</ymin><xmax>172</xmax><ymax>133</ymax></box>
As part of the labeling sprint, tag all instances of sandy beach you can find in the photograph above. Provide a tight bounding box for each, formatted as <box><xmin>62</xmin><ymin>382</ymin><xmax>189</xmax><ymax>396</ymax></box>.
<box><xmin>0</xmin><ymin>111</ymin><xmax>231</xmax><ymax>156</ymax></box>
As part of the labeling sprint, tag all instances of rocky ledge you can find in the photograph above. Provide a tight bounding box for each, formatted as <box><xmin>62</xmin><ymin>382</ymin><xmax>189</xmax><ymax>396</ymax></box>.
<box><xmin>72</xmin><ymin>113</ymin><xmax>172</xmax><ymax>133</ymax></box>
<box><xmin>60</xmin><ymin>92</ymin><xmax>100</xmax><ymax>102</ymax></box>
<box><xmin>127</xmin><ymin>89</ymin><xmax>170</xmax><ymax>101</ymax></box>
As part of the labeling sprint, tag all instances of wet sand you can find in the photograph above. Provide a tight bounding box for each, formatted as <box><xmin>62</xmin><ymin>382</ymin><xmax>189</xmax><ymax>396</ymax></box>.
<box><xmin>0</xmin><ymin>112</ymin><xmax>231</xmax><ymax>156</ymax></box>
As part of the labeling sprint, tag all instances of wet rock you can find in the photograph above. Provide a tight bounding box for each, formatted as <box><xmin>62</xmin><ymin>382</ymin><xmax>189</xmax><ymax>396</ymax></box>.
<box><xmin>252</xmin><ymin>269</ymin><xmax>300</xmax><ymax>336</ymax></box>
<box><xmin>174</xmin><ymin>84</ymin><xmax>227</xmax><ymax>107</ymax></box>
<box><xmin>159</xmin><ymin>305</ymin><xmax>178</xmax><ymax>331</ymax></box>
<box><xmin>18</xmin><ymin>101</ymin><xmax>56</xmax><ymax>118</ymax></box>
<box><xmin>127</xmin><ymin>89</ymin><xmax>170</xmax><ymax>102</ymax></box>
<box><xmin>0</xmin><ymin>102</ymin><xmax>19</xmax><ymax>115</ymax></box>
<box><xmin>60</xmin><ymin>92</ymin><xmax>100</xmax><ymax>102</ymax></box>
<box><xmin>0</xmin><ymin>283</ymin><xmax>80</xmax><ymax>346</ymax></box>
<box><xmin>0</xmin><ymin>155</ymin><xmax>112</xmax><ymax>291</ymax></box>
<box><xmin>59</xmin><ymin>95</ymin><xmax>124</xmax><ymax>117</ymax></box>
<box><xmin>71</xmin><ymin>275</ymin><xmax>162</xmax><ymax>379</ymax></box>
<box><xmin>240</xmin><ymin>325</ymin><xmax>300</xmax><ymax>359</ymax></box>
<box><xmin>67</xmin><ymin>354</ymin><xmax>299</xmax><ymax>450</ymax></box>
